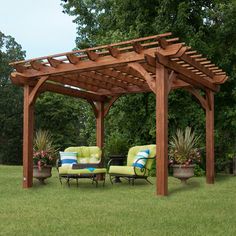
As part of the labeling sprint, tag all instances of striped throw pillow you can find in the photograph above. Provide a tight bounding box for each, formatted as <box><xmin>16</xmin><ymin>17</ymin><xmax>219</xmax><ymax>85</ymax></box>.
<box><xmin>60</xmin><ymin>152</ymin><xmax>78</xmax><ymax>167</ymax></box>
<box><xmin>132</xmin><ymin>149</ymin><xmax>150</xmax><ymax>168</ymax></box>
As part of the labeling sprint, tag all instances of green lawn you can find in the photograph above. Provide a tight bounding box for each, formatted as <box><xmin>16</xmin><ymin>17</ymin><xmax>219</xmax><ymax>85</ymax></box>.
<box><xmin>0</xmin><ymin>165</ymin><xmax>235</xmax><ymax>236</ymax></box>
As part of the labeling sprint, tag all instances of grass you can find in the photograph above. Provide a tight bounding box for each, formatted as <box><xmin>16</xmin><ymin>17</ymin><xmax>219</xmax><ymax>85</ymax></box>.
<box><xmin>0</xmin><ymin>165</ymin><xmax>236</xmax><ymax>236</ymax></box>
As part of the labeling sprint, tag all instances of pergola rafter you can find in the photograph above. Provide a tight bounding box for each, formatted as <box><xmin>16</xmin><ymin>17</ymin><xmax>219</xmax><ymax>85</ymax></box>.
<box><xmin>10</xmin><ymin>32</ymin><xmax>227</xmax><ymax>196</ymax></box>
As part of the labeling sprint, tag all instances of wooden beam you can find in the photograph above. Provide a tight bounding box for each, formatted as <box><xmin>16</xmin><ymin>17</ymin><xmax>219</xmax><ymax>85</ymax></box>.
<box><xmin>39</xmin><ymin>82</ymin><xmax>107</xmax><ymax>102</ymax></box>
<box><xmin>128</xmin><ymin>63</ymin><xmax>156</xmax><ymax>93</ymax></box>
<box><xmin>23</xmin><ymin>85</ymin><xmax>34</xmax><ymax>188</ymax></box>
<box><xmin>206</xmin><ymin>90</ymin><xmax>215</xmax><ymax>184</ymax></box>
<box><xmin>96</xmin><ymin>101</ymin><xmax>105</xmax><ymax>149</ymax></box>
<box><xmin>156</xmin><ymin>63</ymin><xmax>169</xmax><ymax>196</ymax></box>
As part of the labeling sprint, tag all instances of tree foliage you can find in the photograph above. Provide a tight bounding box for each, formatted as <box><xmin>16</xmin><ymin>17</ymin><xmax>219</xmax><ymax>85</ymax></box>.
<box><xmin>0</xmin><ymin>31</ymin><xmax>25</xmax><ymax>164</ymax></box>
<box><xmin>61</xmin><ymin>0</ymin><xmax>236</xmax><ymax>168</ymax></box>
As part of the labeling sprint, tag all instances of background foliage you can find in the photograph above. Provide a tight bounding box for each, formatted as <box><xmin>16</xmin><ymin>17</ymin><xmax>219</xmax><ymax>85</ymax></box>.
<box><xmin>0</xmin><ymin>1</ymin><xmax>235</xmax><ymax>172</ymax></box>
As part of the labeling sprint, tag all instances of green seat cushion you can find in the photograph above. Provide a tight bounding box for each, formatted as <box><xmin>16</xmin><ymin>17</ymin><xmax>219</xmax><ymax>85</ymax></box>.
<box><xmin>68</xmin><ymin>168</ymin><xmax>107</xmax><ymax>175</ymax></box>
<box><xmin>59</xmin><ymin>166</ymin><xmax>71</xmax><ymax>175</ymax></box>
<box><xmin>109</xmin><ymin>166</ymin><xmax>148</xmax><ymax>176</ymax></box>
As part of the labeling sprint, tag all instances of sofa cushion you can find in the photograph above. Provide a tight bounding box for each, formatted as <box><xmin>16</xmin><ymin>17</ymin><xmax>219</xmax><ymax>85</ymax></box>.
<box><xmin>109</xmin><ymin>166</ymin><xmax>148</xmax><ymax>176</ymax></box>
<box><xmin>132</xmin><ymin>149</ymin><xmax>150</xmax><ymax>168</ymax></box>
<box><xmin>59</xmin><ymin>152</ymin><xmax>77</xmax><ymax>167</ymax></box>
<box><xmin>64</xmin><ymin>146</ymin><xmax>102</xmax><ymax>163</ymax></box>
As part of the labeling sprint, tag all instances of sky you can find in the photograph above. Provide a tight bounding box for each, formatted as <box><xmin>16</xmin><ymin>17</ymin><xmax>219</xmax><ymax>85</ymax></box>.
<box><xmin>0</xmin><ymin>0</ymin><xmax>77</xmax><ymax>59</ymax></box>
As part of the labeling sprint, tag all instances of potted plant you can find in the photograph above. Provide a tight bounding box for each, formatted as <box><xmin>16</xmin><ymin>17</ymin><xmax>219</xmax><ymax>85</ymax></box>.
<box><xmin>33</xmin><ymin>129</ymin><xmax>57</xmax><ymax>184</ymax></box>
<box><xmin>169</xmin><ymin>127</ymin><xmax>201</xmax><ymax>184</ymax></box>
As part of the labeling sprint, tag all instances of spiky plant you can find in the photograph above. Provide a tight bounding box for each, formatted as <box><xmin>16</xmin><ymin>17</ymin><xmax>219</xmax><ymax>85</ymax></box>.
<box><xmin>169</xmin><ymin>127</ymin><xmax>201</xmax><ymax>165</ymax></box>
<box><xmin>33</xmin><ymin>130</ymin><xmax>57</xmax><ymax>167</ymax></box>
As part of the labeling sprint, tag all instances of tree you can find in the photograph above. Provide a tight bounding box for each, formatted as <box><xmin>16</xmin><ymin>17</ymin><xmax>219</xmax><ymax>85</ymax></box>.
<box><xmin>0</xmin><ymin>31</ymin><xmax>25</xmax><ymax>164</ymax></box>
<box><xmin>62</xmin><ymin>0</ymin><xmax>236</xmax><ymax>170</ymax></box>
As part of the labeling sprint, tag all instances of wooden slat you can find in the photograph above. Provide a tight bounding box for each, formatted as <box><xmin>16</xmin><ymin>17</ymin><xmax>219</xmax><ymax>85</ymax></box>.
<box><xmin>178</xmin><ymin>54</ymin><xmax>215</xmax><ymax>78</ymax></box>
<box><xmin>10</xmin><ymin>32</ymin><xmax>173</xmax><ymax>66</ymax></box>
<box><xmin>67</xmin><ymin>54</ymin><xmax>80</xmax><ymax>64</ymax></box>
<box><xmin>190</xmin><ymin>54</ymin><xmax>202</xmax><ymax>58</ymax></box>
<box><xmin>47</xmin><ymin>57</ymin><xmax>62</xmax><ymax>68</ymax></box>
<box><xmin>107</xmin><ymin>46</ymin><xmax>120</xmax><ymax>58</ymax></box>
<box><xmin>30</xmin><ymin>61</ymin><xmax>45</xmax><ymax>71</ymax></box>
<box><xmin>13</xmin><ymin>64</ymin><xmax>26</xmax><ymax>73</ymax></box>
<box><xmin>132</xmin><ymin>42</ymin><xmax>143</xmax><ymax>53</ymax></box>
<box><xmin>146</xmin><ymin>53</ymin><xmax>219</xmax><ymax>91</ymax></box>
<box><xmin>13</xmin><ymin>47</ymin><xmax>159</xmax><ymax>78</ymax></box>
<box><xmin>185</xmin><ymin>50</ymin><xmax>197</xmax><ymax>55</ymax></box>
<box><xmin>86</xmin><ymin>50</ymin><xmax>99</xmax><ymax>61</ymax></box>
<box><xmin>81</xmin><ymin>71</ymin><xmax>129</xmax><ymax>90</ymax></box>
<box><xmin>99</xmin><ymin>68</ymin><xmax>147</xmax><ymax>88</ymax></box>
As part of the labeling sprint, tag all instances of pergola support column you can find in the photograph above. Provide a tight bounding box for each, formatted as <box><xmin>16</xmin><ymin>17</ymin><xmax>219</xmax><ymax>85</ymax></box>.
<box><xmin>23</xmin><ymin>85</ymin><xmax>34</xmax><ymax>188</ymax></box>
<box><xmin>206</xmin><ymin>90</ymin><xmax>215</xmax><ymax>184</ymax></box>
<box><xmin>96</xmin><ymin>101</ymin><xmax>105</xmax><ymax>149</ymax></box>
<box><xmin>156</xmin><ymin>63</ymin><xmax>169</xmax><ymax>196</ymax></box>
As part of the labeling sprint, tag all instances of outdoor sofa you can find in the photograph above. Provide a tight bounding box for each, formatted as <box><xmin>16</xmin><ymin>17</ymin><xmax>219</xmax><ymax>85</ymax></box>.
<box><xmin>108</xmin><ymin>144</ymin><xmax>156</xmax><ymax>185</ymax></box>
<box><xmin>57</xmin><ymin>146</ymin><xmax>106</xmax><ymax>187</ymax></box>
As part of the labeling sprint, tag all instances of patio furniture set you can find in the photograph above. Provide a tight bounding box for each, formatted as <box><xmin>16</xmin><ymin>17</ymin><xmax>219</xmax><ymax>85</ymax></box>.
<box><xmin>57</xmin><ymin>144</ymin><xmax>156</xmax><ymax>187</ymax></box>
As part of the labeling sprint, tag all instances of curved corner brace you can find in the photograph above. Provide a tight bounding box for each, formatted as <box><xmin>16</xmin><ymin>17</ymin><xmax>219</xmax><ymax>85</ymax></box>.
<box><xmin>104</xmin><ymin>96</ymin><xmax>120</xmax><ymax>117</ymax></box>
<box><xmin>88</xmin><ymin>100</ymin><xmax>99</xmax><ymax>118</ymax></box>
<box><xmin>29</xmin><ymin>76</ymin><xmax>49</xmax><ymax>105</ymax></box>
<box><xmin>128</xmin><ymin>62</ymin><xmax>156</xmax><ymax>94</ymax></box>
<box><xmin>167</xmin><ymin>70</ymin><xmax>176</xmax><ymax>94</ymax></box>
<box><xmin>183</xmin><ymin>87</ymin><xmax>207</xmax><ymax>110</ymax></box>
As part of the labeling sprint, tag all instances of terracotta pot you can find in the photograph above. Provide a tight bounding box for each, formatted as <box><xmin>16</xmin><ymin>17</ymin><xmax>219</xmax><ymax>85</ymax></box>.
<box><xmin>172</xmin><ymin>164</ymin><xmax>195</xmax><ymax>184</ymax></box>
<box><xmin>33</xmin><ymin>165</ymin><xmax>52</xmax><ymax>184</ymax></box>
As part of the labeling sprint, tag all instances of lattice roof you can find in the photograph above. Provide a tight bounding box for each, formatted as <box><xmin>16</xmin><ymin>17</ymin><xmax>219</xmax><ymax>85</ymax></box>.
<box><xmin>10</xmin><ymin>32</ymin><xmax>227</xmax><ymax>101</ymax></box>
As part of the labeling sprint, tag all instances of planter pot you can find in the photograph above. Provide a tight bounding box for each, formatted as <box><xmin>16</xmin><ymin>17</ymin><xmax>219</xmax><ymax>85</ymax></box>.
<box><xmin>172</xmin><ymin>164</ymin><xmax>195</xmax><ymax>184</ymax></box>
<box><xmin>33</xmin><ymin>165</ymin><xmax>52</xmax><ymax>184</ymax></box>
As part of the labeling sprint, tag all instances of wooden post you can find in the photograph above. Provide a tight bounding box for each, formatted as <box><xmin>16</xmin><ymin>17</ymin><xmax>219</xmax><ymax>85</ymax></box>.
<box><xmin>96</xmin><ymin>101</ymin><xmax>105</xmax><ymax>149</ymax></box>
<box><xmin>156</xmin><ymin>63</ymin><xmax>169</xmax><ymax>196</ymax></box>
<box><xmin>206</xmin><ymin>90</ymin><xmax>215</xmax><ymax>184</ymax></box>
<box><xmin>23</xmin><ymin>85</ymin><xmax>34</xmax><ymax>188</ymax></box>
<box><xmin>95</xmin><ymin>101</ymin><xmax>105</xmax><ymax>180</ymax></box>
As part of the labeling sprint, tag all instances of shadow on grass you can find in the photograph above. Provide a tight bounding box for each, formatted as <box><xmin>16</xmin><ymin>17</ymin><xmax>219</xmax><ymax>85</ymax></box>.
<box><xmin>168</xmin><ymin>180</ymin><xmax>201</xmax><ymax>195</ymax></box>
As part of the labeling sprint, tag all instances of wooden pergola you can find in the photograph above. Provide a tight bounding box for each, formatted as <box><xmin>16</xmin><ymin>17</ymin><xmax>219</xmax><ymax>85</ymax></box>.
<box><xmin>10</xmin><ymin>32</ymin><xmax>227</xmax><ymax>196</ymax></box>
